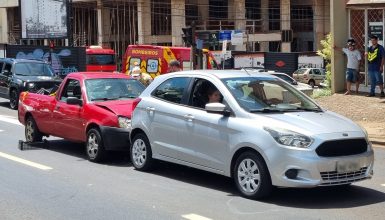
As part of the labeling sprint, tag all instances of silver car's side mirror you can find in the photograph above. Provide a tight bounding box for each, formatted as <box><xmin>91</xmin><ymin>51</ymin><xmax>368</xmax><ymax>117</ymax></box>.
<box><xmin>205</xmin><ymin>103</ymin><xmax>230</xmax><ymax>116</ymax></box>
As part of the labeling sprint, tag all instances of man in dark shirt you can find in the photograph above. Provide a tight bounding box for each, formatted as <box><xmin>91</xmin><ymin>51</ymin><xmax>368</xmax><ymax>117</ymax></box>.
<box><xmin>366</xmin><ymin>35</ymin><xmax>385</xmax><ymax>97</ymax></box>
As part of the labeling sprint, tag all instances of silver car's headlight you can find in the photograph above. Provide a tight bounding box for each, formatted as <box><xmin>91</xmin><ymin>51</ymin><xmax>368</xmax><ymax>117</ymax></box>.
<box><xmin>118</xmin><ymin>116</ymin><xmax>131</xmax><ymax>130</ymax></box>
<box><xmin>264</xmin><ymin>127</ymin><xmax>313</xmax><ymax>148</ymax></box>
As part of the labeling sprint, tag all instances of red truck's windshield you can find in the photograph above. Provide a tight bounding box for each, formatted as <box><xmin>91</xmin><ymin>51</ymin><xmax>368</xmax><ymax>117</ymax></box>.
<box><xmin>86</xmin><ymin>54</ymin><xmax>116</xmax><ymax>65</ymax></box>
<box><xmin>85</xmin><ymin>78</ymin><xmax>145</xmax><ymax>102</ymax></box>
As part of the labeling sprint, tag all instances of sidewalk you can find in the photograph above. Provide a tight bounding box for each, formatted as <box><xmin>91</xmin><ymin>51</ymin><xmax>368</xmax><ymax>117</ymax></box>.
<box><xmin>316</xmin><ymin>93</ymin><xmax>385</xmax><ymax>146</ymax></box>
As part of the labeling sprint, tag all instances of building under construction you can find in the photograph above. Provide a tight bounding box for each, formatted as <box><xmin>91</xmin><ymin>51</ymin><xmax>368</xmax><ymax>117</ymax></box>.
<box><xmin>0</xmin><ymin>0</ymin><xmax>330</xmax><ymax>59</ymax></box>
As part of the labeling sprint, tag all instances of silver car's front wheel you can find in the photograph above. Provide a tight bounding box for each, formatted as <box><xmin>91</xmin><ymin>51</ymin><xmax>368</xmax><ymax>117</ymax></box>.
<box><xmin>130</xmin><ymin>133</ymin><xmax>153</xmax><ymax>171</ymax></box>
<box><xmin>237</xmin><ymin>159</ymin><xmax>261</xmax><ymax>193</ymax></box>
<box><xmin>234</xmin><ymin>151</ymin><xmax>272</xmax><ymax>199</ymax></box>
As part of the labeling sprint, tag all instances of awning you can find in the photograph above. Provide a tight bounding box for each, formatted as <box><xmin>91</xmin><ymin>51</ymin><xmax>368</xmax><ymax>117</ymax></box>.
<box><xmin>347</xmin><ymin>0</ymin><xmax>385</xmax><ymax>6</ymax></box>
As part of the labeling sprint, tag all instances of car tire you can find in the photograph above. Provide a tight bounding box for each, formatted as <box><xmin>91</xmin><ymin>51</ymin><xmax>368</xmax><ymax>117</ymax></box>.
<box><xmin>233</xmin><ymin>151</ymin><xmax>272</xmax><ymax>199</ymax></box>
<box><xmin>308</xmin><ymin>80</ymin><xmax>315</xmax><ymax>88</ymax></box>
<box><xmin>130</xmin><ymin>133</ymin><xmax>154</xmax><ymax>171</ymax></box>
<box><xmin>25</xmin><ymin>116</ymin><xmax>43</xmax><ymax>143</ymax></box>
<box><xmin>10</xmin><ymin>89</ymin><xmax>19</xmax><ymax>110</ymax></box>
<box><xmin>86</xmin><ymin>128</ymin><xmax>106</xmax><ymax>162</ymax></box>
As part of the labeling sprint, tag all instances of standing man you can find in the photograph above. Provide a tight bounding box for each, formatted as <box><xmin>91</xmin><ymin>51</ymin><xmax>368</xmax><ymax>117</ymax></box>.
<box><xmin>365</xmin><ymin>35</ymin><xmax>385</xmax><ymax>97</ymax></box>
<box><xmin>168</xmin><ymin>60</ymin><xmax>181</xmax><ymax>73</ymax></box>
<box><xmin>335</xmin><ymin>38</ymin><xmax>362</xmax><ymax>95</ymax></box>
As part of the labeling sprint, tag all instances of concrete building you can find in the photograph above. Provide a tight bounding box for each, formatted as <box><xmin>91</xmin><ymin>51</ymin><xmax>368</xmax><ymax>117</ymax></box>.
<box><xmin>0</xmin><ymin>0</ymin><xmax>330</xmax><ymax>56</ymax></box>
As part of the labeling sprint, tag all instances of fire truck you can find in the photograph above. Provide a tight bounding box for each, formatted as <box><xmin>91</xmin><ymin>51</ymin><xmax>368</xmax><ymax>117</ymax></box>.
<box><xmin>122</xmin><ymin>45</ymin><xmax>218</xmax><ymax>78</ymax></box>
<box><xmin>86</xmin><ymin>46</ymin><xmax>117</xmax><ymax>72</ymax></box>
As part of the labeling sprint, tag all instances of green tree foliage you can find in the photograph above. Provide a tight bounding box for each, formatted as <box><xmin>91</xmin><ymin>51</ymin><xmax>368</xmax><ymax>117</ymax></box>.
<box><xmin>317</xmin><ymin>33</ymin><xmax>332</xmax><ymax>88</ymax></box>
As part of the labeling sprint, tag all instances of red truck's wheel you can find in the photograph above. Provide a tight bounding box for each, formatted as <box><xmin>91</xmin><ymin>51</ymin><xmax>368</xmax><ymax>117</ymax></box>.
<box><xmin>25</xmin><ymin>117</ymin><xmax>42</xmax><ymax>143</ymax></box>
<box><xmin>86</xmin><ymin>128</ymin><xmax>106</xmax><ymax>162</ymax></box>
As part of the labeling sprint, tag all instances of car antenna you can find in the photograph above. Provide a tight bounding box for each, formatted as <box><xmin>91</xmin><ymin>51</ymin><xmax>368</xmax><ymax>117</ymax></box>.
<box><xmin>241</xmin><ymin>67</ymin><xmax>251</xmax><ymax>76</ymax></box>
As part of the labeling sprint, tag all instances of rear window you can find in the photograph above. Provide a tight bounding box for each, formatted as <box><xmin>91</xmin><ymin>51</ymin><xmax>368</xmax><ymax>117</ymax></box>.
<box><xmin>87</xmin><ymin>54</ymin><xmax>115</xmax><ymax>65</ymax></box>
<box><xmin>294</xmin><ymin>69</ymin><xmax>307</xmax><ymax>75</ymax></box>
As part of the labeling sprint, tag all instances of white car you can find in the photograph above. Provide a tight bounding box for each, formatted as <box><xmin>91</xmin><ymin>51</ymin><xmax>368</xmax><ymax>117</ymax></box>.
<box><xmin>129</xmin><ymin>70</ymin><xmax>374</xmax><ymax>199</ymax></box>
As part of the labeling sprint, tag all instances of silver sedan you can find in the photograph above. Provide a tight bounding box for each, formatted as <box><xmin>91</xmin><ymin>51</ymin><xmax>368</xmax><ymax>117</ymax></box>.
<box><xmin>129</xmin><ymin>70</ymin><xmax>374</xmax><ymax>199</ymax></box>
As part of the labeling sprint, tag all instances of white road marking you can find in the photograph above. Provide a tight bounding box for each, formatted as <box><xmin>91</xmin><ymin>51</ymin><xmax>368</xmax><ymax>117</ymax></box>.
<box><xmin>0</xmin><ymin>115</ymin><xmax>22</xmax><ymax>126</ymax></box>
<box><xmin>0</xmin><ymin>151</ymin><xmax>52</xmax><ymax>170</ymax></box>
<box><xmin>0</xmin><ymin>130</ymin><xmax>3</xmax><ymax>132</ymax></box>
<box><xmin>381</xmin><ymin>184</ymin><xmax>385</xmax><ymax>187</ymax></box>
<box><xmin>182</xmin><ymin>214</ymin><xmax>212</xmax><ymax>220</ymax></box>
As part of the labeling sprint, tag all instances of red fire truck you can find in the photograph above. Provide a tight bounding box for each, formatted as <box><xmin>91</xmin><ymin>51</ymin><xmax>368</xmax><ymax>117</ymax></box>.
<box><xmin>86</xmin><ymin>46</ymin><xmax>117</xmax><ymax>72</ymax></box>
<box><xmin>122</xmin><ymin>45</ymin><xmax>218</xmax><ymax>78</ymax></box>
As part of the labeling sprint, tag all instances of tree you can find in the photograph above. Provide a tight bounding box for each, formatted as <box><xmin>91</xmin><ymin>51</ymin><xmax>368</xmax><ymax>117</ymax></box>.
<box><xmin>317</xmin><ymin>33</ymin><xmax>332</xmax><ymax>88</ymax></box>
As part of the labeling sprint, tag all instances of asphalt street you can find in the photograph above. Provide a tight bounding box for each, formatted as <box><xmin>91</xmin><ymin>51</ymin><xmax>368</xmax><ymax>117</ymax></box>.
<box><xmin>0</xmin><ymin>98</ymin><xmax>385</xmax><ymax>220</ymax></box>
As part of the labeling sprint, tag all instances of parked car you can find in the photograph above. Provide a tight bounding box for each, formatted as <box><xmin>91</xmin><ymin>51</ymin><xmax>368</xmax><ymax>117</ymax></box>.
<box><xmin>130</xmin><ymin>70</ymin><xmax>373</xmax><ymax>199</ymax></box>
<box><xmin>0</xmin><ymin>58</ymin><xmax>62</xmax><ymax>109</ymax></box>
<box><xmin>268</xmin><ymin>72</ymin><xmax>313</xmax><ymax>96</ymax></box>
<box><xmin>18</xmin><ymin>72</ymin><xmax>145</xmax><ymax>162</ymax></box>
<box><xmin>292</xmin><ymin>68</ymin><xmax>326</xmax><ymax>87</ymax></box>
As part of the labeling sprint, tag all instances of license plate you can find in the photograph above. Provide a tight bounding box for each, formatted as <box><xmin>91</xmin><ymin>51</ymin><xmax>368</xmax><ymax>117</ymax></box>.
<box><xmin>337</xmin><ymin>161</ymin><xmax>361</xmax><ymax>173</ymax></box>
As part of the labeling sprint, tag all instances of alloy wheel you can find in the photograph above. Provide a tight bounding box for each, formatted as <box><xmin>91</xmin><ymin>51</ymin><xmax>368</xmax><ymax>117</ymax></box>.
<box><xmin>132</xmin><ymin>139</ymin><xmax>146</xmax><ymax>167</ymax></box>
<box><xmin>25</xmin><ymin>119</ymin><xmax>35</xmax><ymax>142</ymax></box>
<box><xmin>87</xmin><ymin>132</ymin><xmax>99</xmax><ymax>159</ymax></box>
<box><xmin>237</xmin><ymin>158</ymin><xmax>261</xmax><ymax>193</ymax></box>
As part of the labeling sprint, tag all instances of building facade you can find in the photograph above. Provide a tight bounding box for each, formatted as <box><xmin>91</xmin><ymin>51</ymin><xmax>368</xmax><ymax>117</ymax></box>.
<box><xmin>0</xmin><ymin>0</ymin><xmax>330</xmax><ymax>59</ymax></box>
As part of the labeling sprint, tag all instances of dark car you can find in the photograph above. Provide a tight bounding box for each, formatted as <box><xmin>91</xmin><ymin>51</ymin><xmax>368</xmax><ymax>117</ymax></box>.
<box><xmin>0</xmin><ymin>58</ymin><xmax>62</xmax><ymax>109</ymax></box>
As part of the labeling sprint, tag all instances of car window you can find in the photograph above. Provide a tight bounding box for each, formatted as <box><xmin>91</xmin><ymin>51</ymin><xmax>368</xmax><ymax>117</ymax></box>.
<box><xmin>152</xmin><ymin>77</ymin><xmax>190</xmax><ymax>104</ymax></box>
<box><xmin>0</xmin><ymin>62</ymin><xmax>4</xmax><ymax>72</ymax></box>
<box><xmin>294</xmin><ymin>69</ymin><xmax>306</xmax><ymax>75</ymax></box>
<box><xmin>273</xmin><ymin>74</ymin><xmax>293</xmax><ymax>83</ymax></box>
<box><xmin>14</xmin><ymin>62</ymin><xmax>53</xmax><ymax>76</ymax></box>
<box><xmin>3</xmin><ymin>63</ymin><xmax>12</xmax><ymax>74</ymax></box>
<box><xmin>60</xmin><ymin>79</ymin><xmax>82</xmax><ymax>101</ymax></box>
<box><xmin>312</xmin><ymin>69</ymin><xmax>321</xmax><ymax>75</ymax></box>
<box><xmin>189</xmin><ymin>79</ymin><xmax>222</xmax><ymax>109</ymax></box>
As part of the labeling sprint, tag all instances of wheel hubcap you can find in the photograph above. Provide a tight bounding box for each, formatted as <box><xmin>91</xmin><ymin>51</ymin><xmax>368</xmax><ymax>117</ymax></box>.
<box><xmin>132</xmin><ymin>139</ymin><xmax>146</xmax><ymax>167</ymax></box>
<box><xmin>237</xmin><ymin>159</ymin><xmax>261</xmax><ymax>193</ymax></box>
<box><xmin>25</xmin><ymin>120</ymin><xmax>34</xmax><ymax>142</ymax></box>
<box><xmin>87</xmin><ymin>133</ymin><xmax>99</xmax><ymax>158</ymax></box>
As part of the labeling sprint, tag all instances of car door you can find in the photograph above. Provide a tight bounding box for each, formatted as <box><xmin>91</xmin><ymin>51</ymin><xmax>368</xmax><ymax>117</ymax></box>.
<box><xmin>0</xmin><ymin>62</ymin><xmax>12</xmax><ymax>97</ymax></box>
<box><xmin>176</xmin><ymin>78</ymin><xmax>233</xmax><ymax>172</ymax></box>
<box><xmin>52</xmin><ymin>78</ymin><xmax>85</xmax><ymax>141</ymax></box>
<box><xmin>144</xmin><ymin>77</ymin><xmax>192</xmax><ymax>159</ymax></box>
<box><xmin>312</xmin><ymin>69</ymin><xmax>323</xmax><ymax>85</ymax></box>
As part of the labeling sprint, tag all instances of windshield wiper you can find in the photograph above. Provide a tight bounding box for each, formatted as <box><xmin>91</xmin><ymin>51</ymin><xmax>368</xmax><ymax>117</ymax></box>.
<box><xmin>91</xmin><ymin>97</ymin><xmax>119</xmax><ymax>101</ymax></box>
<box><xmin>118</xmin><ymin>95</ymin><xmax>138</xmax><ymax>99</ymax></box>
<box><xmin>291</xmin><ymin>107</ymin><xmax>323</xmax><ymax>112</ymax></box>
<box><xmin>249</xmin><ymin>108</ymin><xmax>284</xmax><ymax>113</ymax></box>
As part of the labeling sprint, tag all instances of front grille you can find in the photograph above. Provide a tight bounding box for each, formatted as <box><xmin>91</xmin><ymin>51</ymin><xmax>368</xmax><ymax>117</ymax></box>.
<box><xmin>316</xmin><ymin>138</ymin><xmax>368</xmax><ymax>157</ymax></box>
<box><xmin>320</xmin><ymin>167</ymin><xmax>368</xmax><ymax>185</ymax></box>
<box><xmin>28</xmin><ymin>81</ymin><xmax>61</xmax><ymax>93</ymax></box>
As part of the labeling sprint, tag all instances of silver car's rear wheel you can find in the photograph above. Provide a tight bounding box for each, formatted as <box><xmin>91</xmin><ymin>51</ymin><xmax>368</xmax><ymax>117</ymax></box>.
<box><xmin>234</xmin><ymin>151</ymin><xmax>272</xmax><ymax>199</ymax></box>
<box><xmin>130</xmin><ymin>133</ymin><xmax>153</xmax><ymax>171</ymax></box>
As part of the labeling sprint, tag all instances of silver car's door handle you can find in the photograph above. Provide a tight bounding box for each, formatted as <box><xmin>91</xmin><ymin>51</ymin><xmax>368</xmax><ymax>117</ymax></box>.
<box><xmin>183</xmin><ymin>114</ymin><xmax>194</xmax><ymax>121</ymax></box>
<box><xmin>146</xmin><ymin>107</ymin><xmax>155</xmax><ymax>112</ymax></box>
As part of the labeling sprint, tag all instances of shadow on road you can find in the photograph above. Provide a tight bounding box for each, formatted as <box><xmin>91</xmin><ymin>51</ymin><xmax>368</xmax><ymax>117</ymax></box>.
<box><xmin>0</xmin><ymin>101</ymin><xmax>12</xmax><ymax>110</ymax></box>
<box><xmin>22</xmin><ymin>139</ymin><xmax>132</xmax><ymax>167</ymax></box>
<box><xmin>149</xmin><ymin>161</ymin><xmax>385</xmax><ymax>209</ymax></box>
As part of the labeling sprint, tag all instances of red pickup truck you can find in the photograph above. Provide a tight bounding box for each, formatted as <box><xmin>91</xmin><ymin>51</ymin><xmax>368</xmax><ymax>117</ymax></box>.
<box><xmin>18</xmin><ymin>72</ymin><xmax>145</xmax><ymax>162</ymax></box>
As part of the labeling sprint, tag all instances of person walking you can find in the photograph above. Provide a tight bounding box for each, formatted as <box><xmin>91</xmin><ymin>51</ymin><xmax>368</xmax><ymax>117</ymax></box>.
<box><xmin>335</xmin><ymin>38</ymin><xmax>362</xmax><ymax>95</ymax></box>
<box><xmin>365</xmin><ymin>35</ymin><xmax>385</xmax><ymax>97</ymax></box>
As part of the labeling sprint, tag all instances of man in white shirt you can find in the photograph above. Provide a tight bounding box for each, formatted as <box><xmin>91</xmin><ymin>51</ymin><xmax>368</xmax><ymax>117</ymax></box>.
<box><xmin>335</xmin><ymin>39</ymin><xmax>362</xmax><ymax>95</ymax></box>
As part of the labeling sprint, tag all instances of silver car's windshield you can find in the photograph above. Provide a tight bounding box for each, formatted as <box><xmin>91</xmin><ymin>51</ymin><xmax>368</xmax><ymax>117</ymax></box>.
<box><xmin>222</xmin><ymin>77</ymin><xmax>321</xmax><ymax>113</ymax></box>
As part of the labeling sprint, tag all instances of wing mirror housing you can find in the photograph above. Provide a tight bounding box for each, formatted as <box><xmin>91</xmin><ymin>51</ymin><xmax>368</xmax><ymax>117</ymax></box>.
<box><xmin>205</xmin><ymin>103</ymin><xmax>231</xmax><ymax>116</ymax></box>
<box><xmin>66</xmin><ymin>97</ymin><xmax>83</xmax><ymax>106</ymax></box>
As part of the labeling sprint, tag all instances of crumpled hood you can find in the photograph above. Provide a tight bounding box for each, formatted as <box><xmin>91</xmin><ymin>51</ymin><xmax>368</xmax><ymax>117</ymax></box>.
<box><xmin>94</xmin><ymin>100</ymin><xmax>135</xmax><ymax>117</ymax></box>
<box><xmin>253</xmin><ymin>110</ymin><xmax>362</xmax><ymax>135</ymax></box>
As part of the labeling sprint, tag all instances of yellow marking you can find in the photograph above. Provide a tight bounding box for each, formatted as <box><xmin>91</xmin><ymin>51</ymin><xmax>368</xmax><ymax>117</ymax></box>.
<box><xmin>182</xmin><ymin>214</ymin><xmax>213</xmax><ymax>220</ymax></box>
<box><xmin>0</xmin><ymin>151</ymin><xmax>53</xmax><ymax>170</ymax></box>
